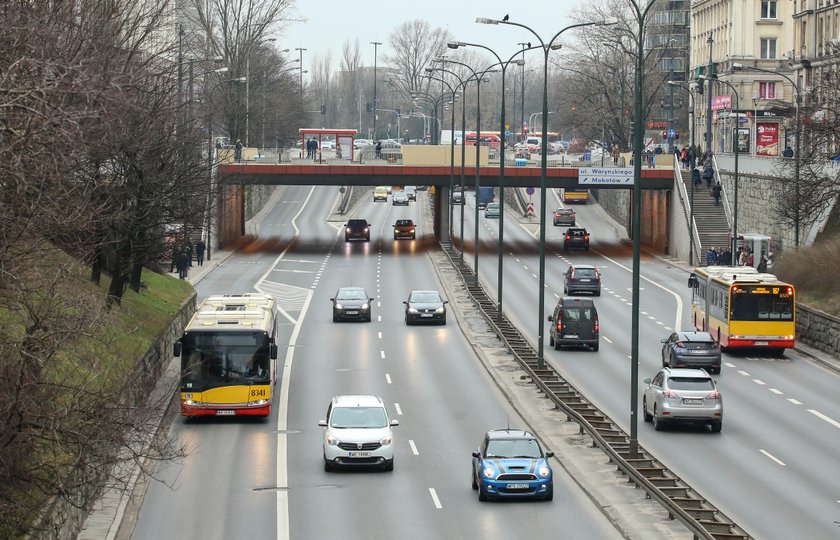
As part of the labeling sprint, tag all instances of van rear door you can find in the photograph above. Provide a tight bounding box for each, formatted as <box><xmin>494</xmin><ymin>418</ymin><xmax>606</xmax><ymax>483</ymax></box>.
<box><xmin>561</xmin><ymin>305</ymin><xmax>597</xmax><ymax>342</ymax></box>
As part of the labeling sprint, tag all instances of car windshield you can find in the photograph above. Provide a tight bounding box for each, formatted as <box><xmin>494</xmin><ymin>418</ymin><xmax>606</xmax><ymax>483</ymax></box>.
<box><xmin>337</xmin><ymin>290</ymin><xmax>367</xmax><ymax>300</ymax></box>
<box><xmin>667</xmin><ymin>377</ymin><xmax>715</xmax><ymax>391</ymax></box>
<box><xmin>330</xmin><ymin>407</ymin><xmax>388</xmax><ymax>428</ymax></box>
<box><xmin>348</xmin><ymin>220</ymin><xmax>367</xmax><ymax>227</ymax></box>
<box><xmin>562</xmin><ymin>307</ymin><xmax>594</xmax><ymax>321</ymax></box>
<box><xmin>396</xmin><ymin>220</ymin><xmax>413</xmax><ymax>226</ymax></box>
<box><xmin>569</xmin><ymin>230</ymin><xmax>586</xmax><ymax>237</ymax></box>
<box><xmin>410</xmin><ymin>292</ymin><xmax>441</xmax><ymax>303</ymax></box>
<box><xmin>574</xmin><ymin>268</ymin><xmax>597</xmax><ymax>278</ymax></box>
<box><xmin>485</xmin><ymin>438</ymin><xmax>542</xmax><ymax>459</ymax></box>
<box><xmin>556</xmin><ymin>209</ymin><xmax>571</xmax><ymax>214</ymax></box>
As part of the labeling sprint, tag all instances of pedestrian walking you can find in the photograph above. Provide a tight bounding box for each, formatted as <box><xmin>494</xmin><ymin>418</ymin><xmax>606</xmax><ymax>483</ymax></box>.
<box><xmin>706</xmin><ymin>247</ymin><xmax>717</xmax><ymax>266</ymax></box>
<box><xmin>185</xmin><ymin>241</ymin><xmax>193</xmax><ymax>268</ymax></box>
<box><xmin>375</xmin><ymin>140</ymin><xmax>382</xmax><ymax>159</ymax></box>
<box><xmin>757</xmin><ymin>254</ymin><xmax>768</xmax><ymax>273</ymax></box>
<box><xmin>747</xmin><ymin>250</ymin><xmax>754</xmax><ymax>268</ymax></box>
<box><xmin>195</xmin><ymin>239</ymin><xmax>206</xmax><ymax>266</ymax></box>
<box><xmin>721</xmin><ymin>247</ymin><xmax>731</xmax><ymax>266</ymax></box>
<box><xmin>688</xmin><ymin>145</ymin><xmax>697</xmax><ymax>170</ymax></box>
<box><xmin>169</xmin><ymin>245</ymin><xmax>180</xmax><ymax>273</ymax></box>
<box><xmin>235</xmin><ymin>139</ymin><xmax>243</xmax><ymax>161</ymax></box>
<box><xmin>703</xmin><ymin>159</ymin><xmax>714</xmax><ymax>189</ymax></box>
<box><xmin>176</xmin><ymin>251</ymin><xmax>189</xmax><ymax>279</ymax></box>
<box><xmin>712</xmin><ymin>182</ymin><xmax>722</xmax><ymax>206</ymax></box>
<box><xmin>680</xmin><ymin>147</ymin><xmax>689</xmax><ymax>169</ymax></box>
<box><xmin>692</xmin><ymin>167</ymin><xmax>701</xmax><ymax>189</ymax></box>
<box><xmin>611</xmin><ymin>144</ymin><xmax>620</xmax><ymax>165</ymax></box>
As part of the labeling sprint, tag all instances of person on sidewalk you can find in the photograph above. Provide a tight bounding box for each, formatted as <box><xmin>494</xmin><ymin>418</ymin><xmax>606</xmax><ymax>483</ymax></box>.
<box><xmin>712</xmin><ymin>182</ymin><xmax>722</xmax><ymax>206</ymax></box>
<box><xmin>703</xmin><ymin>158</ymin><xmax>714</xmax><ymax>189</ymax></box>
<box><xmin>195</xmin><ymin>239</ymin><xmax>206</xmax><ymax>266</ymax></box>
<box><xmin>692</xmin><ymin>167</ymin><xmax>701</xmax><ymax>189</ymax></box>
<box><xmin>706</xmin><ymin>247</ymin><xmax>717</xmax><ymax>266</ymax></box>
<box><xmin>176</xmin><ymin>251</ymin><xmax>189</xmax><ymax>279</ymax></box>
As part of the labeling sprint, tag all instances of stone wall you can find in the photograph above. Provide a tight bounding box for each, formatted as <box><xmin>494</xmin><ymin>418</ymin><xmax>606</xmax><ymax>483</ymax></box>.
<box><xmin>245</xmin><ymin>185</ymin><xmax>278</xmax><ymax>222</ymax></box>
<box><xmin>30</xmin><ymin>293</ymin><xmax>197</xmax><ymax>540</ymax></box>
<box><xmin>796</xmin><ymin>303</ymin><xmax>840</xmax><ymax>357</ymax></box>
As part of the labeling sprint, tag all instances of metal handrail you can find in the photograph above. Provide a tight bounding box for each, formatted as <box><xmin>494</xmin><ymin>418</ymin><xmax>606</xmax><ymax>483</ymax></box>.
<box><xmin>672</xmin><ymin>164</ymin><xmax>702</xmax><ymax>265</ymax></box>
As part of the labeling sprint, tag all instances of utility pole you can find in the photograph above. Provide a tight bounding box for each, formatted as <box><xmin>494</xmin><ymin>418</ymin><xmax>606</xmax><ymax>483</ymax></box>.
<box><xmin>518</xmin><ymin>42</ymin><xmax>527</xmax><ymax>141</ymax></box>
<box><xmin>705</xmin><ymin>34</ymin><xmax>714</xmax><ymax>154</ymax></box>
<box><xmin>295</xmin><ymin>48</ymin><xmax>306</xmax><ymax>94</ymax></box>
<box><xmin>371</xmin><ymin>42</ymin><xmax>382</xmax><ymax>142</ymax></box>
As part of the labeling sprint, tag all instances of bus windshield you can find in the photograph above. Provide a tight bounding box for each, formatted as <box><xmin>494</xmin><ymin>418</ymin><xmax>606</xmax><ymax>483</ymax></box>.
<box><xmin>180</xmin><ymin>331</ymin><xmax>271</xmax><ymax>391</ymax></box>
<box><xmin>730</xmin><ymin>285</ymin><xmax>794</xmax><ymax>321</ymax></box>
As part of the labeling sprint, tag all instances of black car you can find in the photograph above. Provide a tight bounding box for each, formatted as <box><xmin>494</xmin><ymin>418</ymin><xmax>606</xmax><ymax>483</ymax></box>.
<box><xmin>661</xmin><ymin>331</ymin><xmax>722</xmax><ymax>373</ymax></box>
<box><xmin>547</xmin><ymin>298</ymin><xmax>599</xmax><ymax>351</ymax></box>
<box><xmin>330</xmin><ymin>287</ymin><xmax>373</xmax><ymax>322</ymax></box>
<box><xmin>345</xmin><ymin>219</ymin><xmax>370</xmax><ymax>242</ymax></box>
<box><xmin>563</xmin><ymin>227</ymin><xmax>590</xmax><ymax>251</ymax></box>
<box><xmin>553</xmin><ymin>208</ymin><xmax>576</xmax><ymax>226</ymax></box>
<box><xmin>564</xmin><ymin>264</ymin><xmax>601</xmax><ymax>296</ymax></box>
<box><xmin>404</xmin><ymin>290</ymin><xmax>448</xmax><ymax>325</ymax></box>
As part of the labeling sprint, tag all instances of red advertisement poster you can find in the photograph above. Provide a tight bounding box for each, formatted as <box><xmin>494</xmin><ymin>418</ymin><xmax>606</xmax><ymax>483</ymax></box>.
<box><xmin>756</xmin><ymin>122</ymin><xmax>779</xmax><ymax>156</ymax></box>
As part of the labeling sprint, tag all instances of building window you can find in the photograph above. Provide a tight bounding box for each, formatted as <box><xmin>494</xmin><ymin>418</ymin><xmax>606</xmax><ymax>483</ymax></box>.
<box><xmin>760</xmin><ymin>38</ymin><xmax>777</xmax><ymax>59</ymax></box>
<box><xmin>759</xmin><ymin>82</ymin><xmax>777</xmax><ymax>99</ymax></box>
<box><xmin>760</xmin><ymin>0</ymin><xmax>777</xmax><ymax>19</ymax></box>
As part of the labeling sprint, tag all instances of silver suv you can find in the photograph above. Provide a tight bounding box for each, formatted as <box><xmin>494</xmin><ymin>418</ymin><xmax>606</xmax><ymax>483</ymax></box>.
<box><xmin>643</xmin><ymin>368</ymin><xmax>723</xmax><ymax>432</ymax></box>
<box><xmin>319</xmin><ymin>395</ymin><xmax>399</xmax><ymax>471</ymax></box>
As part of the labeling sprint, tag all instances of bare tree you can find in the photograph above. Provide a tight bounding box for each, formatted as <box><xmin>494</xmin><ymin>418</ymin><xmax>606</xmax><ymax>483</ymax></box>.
<box><xmin>385</xmin><ymin>20</ymin><xmax>452</xmax><ymax>103</ymax></box>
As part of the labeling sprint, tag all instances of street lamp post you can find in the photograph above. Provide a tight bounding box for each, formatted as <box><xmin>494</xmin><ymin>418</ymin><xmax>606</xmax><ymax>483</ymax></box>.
<box><xmin>206</xmin><ymin>76</ymin><xmax>247</xmax><ymax>259</ymax></box>
<box><xmin>449</xmin><ymin>40</ymin><xmax>530</xmax><ymax>320</ymax></box>
<box><xmin>478</xmin><ymin>16</ymin><xmax>616</xmax><ymax>369</ymax></box>
<box><xmin>668</xmin><ymin>80</ymin><xmax>698</xmax><ymax>266</ymax></box>
<box><xmin>423</xmin><ymin>74</ymin><xmax>459</xmax><ymax>240</ymax></box>
<box><xmin>371</xmin><ymin>41</ymin><xmax>382</xmax><ymax>142</ymax></box>
<box><xmin>295</xmin><ymin>48</ymin><xmax>306</xmax><ymax>94</ymax></box>
<box><xmin>701</xmin><ymin>75</ymin><xmax>740</xmax><ymax>259</ymax></box>
<box><xmin>732</xmin><ymin>62</ymin><xmax>801</xmax><ymax>247</ymax></box>
<box><xmin>705</xmin><ymin>35</ymin><xmax>714</xmax><ymax>155</ymax></box>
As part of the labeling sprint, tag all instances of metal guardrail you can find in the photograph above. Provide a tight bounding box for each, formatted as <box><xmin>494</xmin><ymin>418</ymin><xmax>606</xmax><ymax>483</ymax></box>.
<box><xmin>438</xmin><ymin>240</ymin><xmax>750</xmax><ymax>540</ymax></box>
<box><xmin>673</xmin><ymin>164</ymin><xmax>703</xmax><ymax>265</ymax></box>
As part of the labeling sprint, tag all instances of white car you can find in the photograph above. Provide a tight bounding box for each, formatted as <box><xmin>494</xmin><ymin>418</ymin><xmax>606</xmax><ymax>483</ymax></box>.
<box><xmin>403</xmin><ymin>186</ymin><xmax>417</xmax><ymax>201</ymax></box>
<box><xmin>319</xmin><ymin>395</ymin><xmax>398</xmax><ymax>471</ymax></box>
<box><xmin>319</xmin><ymin>140</ymin><xmax>335</xmax><ymax>150</ymax></box>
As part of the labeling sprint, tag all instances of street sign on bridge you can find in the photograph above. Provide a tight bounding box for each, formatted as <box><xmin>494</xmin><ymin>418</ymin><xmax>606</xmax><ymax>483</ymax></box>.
<box><xmin>578</xmin><ymin>167</ymin><xmax>634</xmax><ymax>185</ymax></box>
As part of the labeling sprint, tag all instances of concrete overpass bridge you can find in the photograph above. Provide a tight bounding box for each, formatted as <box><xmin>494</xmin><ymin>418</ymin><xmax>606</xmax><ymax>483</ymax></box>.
<box><xmin>214</xmin><ymin>158</ymin><xmax>674</xmax><ymax>248</ymax></box>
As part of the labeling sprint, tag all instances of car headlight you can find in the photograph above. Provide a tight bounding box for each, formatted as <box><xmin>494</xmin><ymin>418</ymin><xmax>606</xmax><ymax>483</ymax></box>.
<box><xmin>346</xmin><ymin>227</ymin><xmax>351</xmax><ymax>232</ymax></box>
<box><xmin>364</xmin><ymin>227</ymin><xmax>369</xmax><ymax>232</ymax></box>
<box><xmin>483</xmin><ymin>466</ymin><xmax>495</xmax><ymax>479</ymax></box>
<box><xmin>326</xmin><ymin>435</ymin><xmax>339</xmax><ymax>446</ymax></box>
<box><xmin>380</xmin><ymin>435</ymin><xmax>392</xmax><ymax>446</ymax></box>
<box><xmin>408</xmin><ymin>307</ymin><xmax>419</xmax><ymax>314</ymax></box>
<box><xmin>335</xmin><ymin>303</ymin><xmax>344</xmax><ymax>310</ymax></box>
<box><xmin>249</xmin><ymin>399</ymin><xmax>269</xmax><ymax>406</ymax></box>
<box><xmin>183</xmin><ymin>399</ymin><xmax>204</xmax><ymax>406</ymax></box>
<box><xmin>434</xmin><ymin>307</ymin><xmax>445</xmax><ymax>314</ymax></box>
<box><xmin>538</xmin><ymin>465</ymin><xmax>551</xmax><ymax>478</ymax></box>
<box><xmin>361</xmin><ymin>303</ymin><xmax>369</xmax><ymax>310</ymax></box>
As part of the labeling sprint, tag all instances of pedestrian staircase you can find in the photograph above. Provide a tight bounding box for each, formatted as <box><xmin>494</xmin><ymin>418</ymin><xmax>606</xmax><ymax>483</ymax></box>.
<box><xmin>679</xmin><ymin>170</ymin><xmax>730</xmax><ymax>262</ymax></box>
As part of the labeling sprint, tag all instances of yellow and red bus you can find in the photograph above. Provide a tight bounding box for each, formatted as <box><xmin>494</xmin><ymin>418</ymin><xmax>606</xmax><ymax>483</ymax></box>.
<box><xmin>688</xmin><ymin>266</ymin><xmax>795</xmax><ymax>353</ymax></box>
<box><xmin>561</xmin><ymin>188</ymin><xmax>590</xmax><ymax>204</ymax></box>
<box><xmin>174</xmin><ymin>293</ymin><xmax>278</xmax><ymax>417</ymax></box>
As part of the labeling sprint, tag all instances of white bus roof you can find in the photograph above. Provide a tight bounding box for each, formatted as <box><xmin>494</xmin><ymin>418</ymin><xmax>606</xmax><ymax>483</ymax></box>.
<box><xmin>695</xmin><ymin>266</ymin><xmax>787</xmax><ymax>285</ymax></box>
<box><xmin>186</xmin><ymin>294</ymin><xmax>276</xmax><ymax>333</ymax></box>
<box><xmin>199</xmin><ymin>293</ymin><xmax>276</xmax><ymax>311</ymax></box>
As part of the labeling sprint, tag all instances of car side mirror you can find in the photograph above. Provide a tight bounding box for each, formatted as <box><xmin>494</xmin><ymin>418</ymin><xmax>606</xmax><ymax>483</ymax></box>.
<box><xmin>173</xmin><ymin>340</ymin><xmax>182</xmax><ymax>357</ymax></box>
<box><xmin>270</xmin><ymin>344</ymin><xmax>278</xmax><ymax>360</ymax></box>
<box><xmin>390</xmin><ymin>419</ymin><xmax>400</xmax><ymax>427</ymax></box>
<box><xmin>472</xmin><ymin>451</ymin><xmax>480</xmax><ymax>459</ymax></box>
<box><xmin>547</xmin><ymin>315</ymin><xmax>554</xmax><ymax>322</ymax></box>
<box><xmin>443</xmin><ymin>300</ymin><xmax>449</xmax><ymax>304</ymax></box>
<box><xmin>643</xmin><ymin>377</ymin><xmax>652</xmax><ymax>384</ymax></box>
<box><xmin>329</xmin><ymin>298</ymin><xmax>335</xmax><ymax>302</ymax></box>
<box><xmin>403</xmin><ymin>301</ymin><xmax>408</xmax><ymax>305</ymax></box>
<box><xmin>660</xmin><ymin>338</ymin><xmax>667</xmax><ymax>343</ymax></box>
<box><xmin>544</xmin><ymin>451</ymin><xmax>555</xmax><ymax>458</ymax></box>
<box><xmin>318</xmin><ymin>420</ymin><xmax>327</xmax><ymax>427</ymax></box>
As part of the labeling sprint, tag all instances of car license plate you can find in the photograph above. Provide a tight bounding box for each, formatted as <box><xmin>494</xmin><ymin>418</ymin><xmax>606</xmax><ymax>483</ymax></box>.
<box><xmin>507</xmin><ymin>483</ymin><xmax>529</xmax><ymax>489</ymax></box>
<box><xmin>216</xmin><ymin>410</ymin><xmax>235</xmax><ymax>416</ymax></box>
<box><xmin>755</xmin><ymin>341</ymin><xmax>769</xmax><ymax>346</ymax></box>
<box><xmin>346</xmin><ymin>311</ymin><xmax>358</xmax><ymax>315</ymax></box>
<box><xmin>690</xmin><ymin>349</ymin><xmax>708</xmax><ymax>354</ymax></box>
<box><xmin>682</xmin><ymin>399</ymin><xmax>703</xmax><ymax>405</ymax></box>
<box><xmin>348</xmin><ymin>451</ymin><xmax>371</xmax><ymax>457</ymax></box>
<box><xmin>579</xmin><ymin>278</ymin><xmax>590</xmax><ymax>282</ymax></box>
<box><xmin>421</xmin><ymin>313</ymin><xmax>434</xmax><ymax>317</ymax></box>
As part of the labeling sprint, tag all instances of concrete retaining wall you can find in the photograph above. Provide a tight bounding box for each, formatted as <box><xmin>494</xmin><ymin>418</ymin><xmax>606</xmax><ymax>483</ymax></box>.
<box><xmin>796</xmin><ymin>303</ymin><xmax>840</xmax><ymax>356</ymax></box>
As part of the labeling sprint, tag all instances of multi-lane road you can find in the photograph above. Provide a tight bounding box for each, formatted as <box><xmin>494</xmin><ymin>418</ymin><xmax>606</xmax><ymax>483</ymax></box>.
<box><xmin>130</xmin><ymin>185</ymin><xmax>840</xmax><ymax>540</ymax></box>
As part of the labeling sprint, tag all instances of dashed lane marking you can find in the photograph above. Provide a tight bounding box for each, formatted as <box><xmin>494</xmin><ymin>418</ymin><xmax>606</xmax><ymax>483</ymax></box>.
<box><xmin>737</xmin><ymin>370</ymin><xmax>750</xmax><ymax>376</ymax></box>
<box><xmin>603</xmin><ymin>337</ymin><xmax>613</xmax><ymax>344</ymax></box>
<box><xmin>385</xmin><ymin>373</ymin><xmax>392</xmax><ymax>384</ymax></box>
<box><xmin>380</xmin><ymin>351</ymin><xmax>385</xmax><ymax>359</ymax></box>
<box><xmin>394</xmin><ymin>403</ymin><xmax>402</xmax><ymax>415</ymax></box>
<box><xmin>769</xmin><ymin>388</ymin><xmax>783</xmax><ymax>395</ymax></box>
<box><xmin>409</xmin><ymin>440</ymin><xmax>419</xmax><ymax>455</ymax></box>
<box><xmin>787</xmin><ymin>398</ymin><xmax>802</xmax><ymax>405</ymax></box>
<box><xmin>753</xmin><ymin>379</ymin><xmax>766</xmax><ymax>385</ymax></box>
<box><xmin>808</xmin><ymin>409</ymin><xmax>840</xmax><ymax>429</ymax></box>
<box><xmin>759</xmin><ymin>449</ymin><xmax>786</xmax><ymax>466</ymax></box>
<box><xmin>429</xmin><ymin>488</ymin><xmax>443</xmax><ymax>509</ymax></box>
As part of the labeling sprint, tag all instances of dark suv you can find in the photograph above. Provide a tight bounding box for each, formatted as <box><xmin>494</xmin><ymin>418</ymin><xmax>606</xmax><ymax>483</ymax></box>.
<box><xmin>345</xmin><ymin>219</ymin><xmax>370</xmax><ymax>242</ymax></box>
<box><xmin>564</xmin><ymin>264</ymin><xmax>601</xmax><ymax>296</ymax></box>
<box><xmin>547</xmin><ymin>298</ymin><xmax>599</xmax><ymax>351</ymax></box>
<box><xmin>563</xmin><ymin>227</ymin><xmax>590</xmax><ymax>251</ymax></box>
<box><xmin>553</xmin><ymin>208</ymin><xmax>576</xmax><ymax>226</ymax></box>
<box><xmin>661</xmin><ymin>331</ymin><xmax>721</xmax><ymax>374</ymax></box>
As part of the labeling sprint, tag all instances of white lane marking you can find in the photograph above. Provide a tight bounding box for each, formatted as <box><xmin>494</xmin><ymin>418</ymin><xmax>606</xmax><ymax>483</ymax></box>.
<box><xmin>737</xmin><ymin>370</ymin><xmax>750</xmax><ymax>376</ymax></box>
<box><xmin>378</xmin><ymin>332</ymin><xmax>382</xmax><ymax>339</ymax></box>
<box><xmin>523</xmin><ymin>265</ymin><xmax>529</xmax><ymax>270</ymax></box>
<box><xmin>377</xmin><ymin>301</ymin><xmax>381</xmax><ymax>307</ymax></box>
<box><xmin>532</xmin><ymin>273</ymin><xmax>538</xmax><ymax>279</ymax></box>
<box><xmin>808</xmin><ymin>409</ymin><xmax>840</xmax><ymax>429</ymax></box>
<box><xmin>769</xmin><ymin>388</ymin><xmax>784</xmax><ymax>395</ymax></box>
<box><xmin>647</xmin><ymin>315</ymin><xmax>656</xmax><ymax>320</ymax></box>
<box><xmin>753</xmin><ymin>379</ymin><xmax>766</xmax><ymax>385</ymax></box>
<box><xmin>429</xmin><ymin>488</ymin><xmax>443</xmax><ymax>509</ymax></box>
<box><xmin>725</xmin><ymin>362</ymin><xmax>736</xmax><ymax>368</ymax></box>
<box><xmin>553</xmin><ymin>293</ymin><xmax>560</xmax><ymax>298</ymax></box>
<box><xmin>641</xmin><ymin>311</ymin><xmax>648</xmax><ymax>315</ymax></box>
<box><xmin>515</xmin><ymin>258</ymin><xmax>521</xmax><ymax>263</ymax></box>
<box><xmin>759</xmin><ymin>449</ymin><xmax>786</xmax><ymax>466</ymax></box>
<box><xmin>409</xmin><ymin>440</ymin><xmax>419</xmax><ymax>455</ymax></box>
<box><xmin>385</xmin><ymin>373</ymin><xmax>392</xmax><ymax>384</ymax></box>
<box><xmin>788</xmin><ymin>398</ymin><xmax>802</xmax><ymax>405</ymax></box>
<box><xmin>380</xmin><ymin>350</ymin><xmax>385</xmax><ymax>359</ymax></box>
<box><xmin>394</xmin><ymin>403</ymin><xmax>402</xmax><ymax>415</ymax></box>
<box><xmin>603</xmin><ymin>337</ymin><xmax>613</xmax><ymax>344</ymax></box>
<box><xmin>656</xmin><ymin>321</ymin><xmax>663</xmax><ymax>325</ymax></box>
<box><xmin>378</xmin><ymin>315</ymin><xmax>382</xmax><ymax>322</ymax></box>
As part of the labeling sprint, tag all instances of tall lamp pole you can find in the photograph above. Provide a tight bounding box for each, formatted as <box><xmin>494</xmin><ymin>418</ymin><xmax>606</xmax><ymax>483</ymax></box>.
<box><xmin>423</xmin><ymin>73</ymin><xmax>459</xmax><ymax>238</ymax></box>
<box><xmin>668</xmin><ymin>80</ymin><xmax>697</xmax><ymax>266</ymax></box>
<box><xmin>449</xmin><ymin>41</ymin><xmax>530</xmax><ymax>320</ymax></box>
<box><xmin>371</xmin><ymin>41</ymin><xmax>382</xmax><ymax>142</ymax></box>
<box><xmin>206</xmin><ymin>75</ymin><xmax>246</xmax><ymax>259</ymax></box>
<box><xmin>478</xmin><ymin>16</ymin><xmax>616</xmax><ymax>369</ymax></box>
<box><xmin>704</xmin><ymin>35</ymin><xmax>714</xmax><ymax>155</ymax></box>
<box><xmin>295</xmin><ymin>48</ymin><xmax>306</xmax><ymax>94</ymax></box>
<box><xmin>702</xmin><ymin>75</ymin><xmax>740</xmax><ymax>259</ymax></box>
<box><xmin>732</xmin><ymin>62</ymin><xmax>801</xmax><ymax>247</ymax></box>
<box><xmin>518</xmin><ymin>42</ymin><xmax>527</xmax><ymax>141</ymax></box>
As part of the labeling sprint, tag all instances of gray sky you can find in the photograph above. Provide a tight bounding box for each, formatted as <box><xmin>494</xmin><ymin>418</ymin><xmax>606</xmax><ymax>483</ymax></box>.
<box><xmin>280</xmin><ymin>4</ymin><xmax>578</xmax><ymax>73</ymax></box>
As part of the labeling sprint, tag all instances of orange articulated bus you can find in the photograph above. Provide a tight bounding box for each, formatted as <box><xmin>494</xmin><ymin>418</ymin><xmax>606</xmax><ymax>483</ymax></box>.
<box><xmin>688</xmin><ymin>266</ymin><xmax>795</xmax><ymax>354</ymax></box>
<box><xmin>174</xmin><ymin>293</ymin><xmax>279</xmax><ymax>417</ymax></box>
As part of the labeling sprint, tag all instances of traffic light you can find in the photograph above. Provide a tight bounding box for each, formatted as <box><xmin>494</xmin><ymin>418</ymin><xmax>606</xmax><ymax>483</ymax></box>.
<box><xmin>675</xmin><ymin>131</ymin><xmax>680</xmax><ymax>140</ymax></box>
<box><xmin>696</xmin><ymin>79</ymin><xmax>704</xmax><ymax>95</ymax></box>
<box><xmin>662</xmin><ymin>131</ymin><xmax>668</xmax><ymax>141</ymax></box>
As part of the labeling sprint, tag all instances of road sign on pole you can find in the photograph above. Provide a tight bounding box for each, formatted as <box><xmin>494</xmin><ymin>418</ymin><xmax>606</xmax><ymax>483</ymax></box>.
<box><xmin>526</xmin><ymin>186</ymin><xmax>535</xmax><ymax>195</ymax></box>
<box><xmin>526</xmin><ymin>202</ymin><xmax>534</xmax><ymax>217</ymax></box>
<box><xmin>578</xmin><ymin>167</ymin><xmax>634</xmax><ymax>185</ymax></box>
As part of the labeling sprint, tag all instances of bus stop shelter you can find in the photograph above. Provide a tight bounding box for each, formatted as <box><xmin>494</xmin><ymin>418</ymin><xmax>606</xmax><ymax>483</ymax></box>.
<box><xmin>299</xmin><ymin>128</ymin><xmax>358</xmax><ymax>161</ymax></box>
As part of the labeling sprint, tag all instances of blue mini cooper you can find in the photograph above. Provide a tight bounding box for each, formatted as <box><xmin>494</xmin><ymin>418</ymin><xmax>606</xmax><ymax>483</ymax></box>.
<box><xmin>471</xmin><ymin>429</ymin><xmax>554</xmax><ymax>501</ymax></box>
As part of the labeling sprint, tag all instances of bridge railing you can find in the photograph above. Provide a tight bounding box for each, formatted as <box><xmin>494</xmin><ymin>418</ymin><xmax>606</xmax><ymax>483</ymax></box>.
<box><xmin>673</xmin><ymin>162</ymin><xmax>702</xmax><ymax>265</ymax></box>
